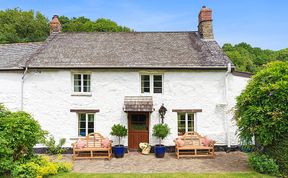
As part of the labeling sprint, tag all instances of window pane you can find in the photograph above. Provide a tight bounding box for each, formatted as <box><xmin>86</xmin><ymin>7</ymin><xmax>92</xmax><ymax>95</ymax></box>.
<box><xmin>88</xmin><ymin>129</ymin><xmax>94</xmax><ymax>134</ymax></box>
<box><xmin>74</xmin><ymin>74</ymin><xmax>81</xmax><ymax>80</ymax></box>
<box><xmin>79</xmin><ymin>114</ymin><xmax>86</xmax><ymax>121</ymax></box>
<box><xmin>131</xmin><ymin>114</ymin><xmax>146</xmax><ymax>130</ymax></box>
<box><xmin>79</xmin><ymin>129</ymin><xmax>86</xmax><ymax>136</ymax></box>
<box><xmin>83</xmin><ymin>74</ymin><xmax>91</xmax><ymax>92</ymax></box>
<box><xmin>188</xmin><ymin>113</ymin><xmax>194</xmax><ymax>131</ymax></box>
<box><xmin>80</xmin><ymin>122</ymin><xmax>86</xmax><ymax>128</ymax></box>
<box><xmin>74</xmin><ymin>74</ymin><xmax>82</xmax><ymax>92</ymax></box>
<box><xmin>178</xmin><ymin>113</ymin><xmax>186</xmax><ymax>135</ymax></box>
<box><xmin>141</xmin><ymin>75</ymin><xmax>150</xmax><ymax>93</ymax></box>
<box><xmin>153</xmin><ymin>75</ymin><xmax>162</xmax><ymax>93</ymax></box>
<box><xmin>88</xmin><ymin>114</ymin><xmax>94</xmax><ymax>122</ymax></box>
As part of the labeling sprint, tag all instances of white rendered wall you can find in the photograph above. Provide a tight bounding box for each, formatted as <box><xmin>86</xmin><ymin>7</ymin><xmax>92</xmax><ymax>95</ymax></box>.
<box><xmin>0</xmin><ymin>71</ymin><xmax>22</xmax><ymax>111</ymax></box>
<box><xmin>0</xmin><ymin>69</ymin><xmax>249</xmax><ymax>147</ymax></box>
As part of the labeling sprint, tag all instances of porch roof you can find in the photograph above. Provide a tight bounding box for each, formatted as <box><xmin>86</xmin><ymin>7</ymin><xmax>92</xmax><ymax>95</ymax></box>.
<box><xmin>123</xmin><ymin>96</ymin><xmax>153</xmax><ymax>112</ymax></box>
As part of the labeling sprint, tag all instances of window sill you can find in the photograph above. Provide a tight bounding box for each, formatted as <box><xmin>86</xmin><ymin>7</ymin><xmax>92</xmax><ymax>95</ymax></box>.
<box><xmin>71</xmin><ymin>92</ymin><xmax>92</xmax><ymax>96</ymax></box>
<box><xmin>70</xmin><ymin>137</ymin><xmax>85</xmax><ymax>141</ymax></box>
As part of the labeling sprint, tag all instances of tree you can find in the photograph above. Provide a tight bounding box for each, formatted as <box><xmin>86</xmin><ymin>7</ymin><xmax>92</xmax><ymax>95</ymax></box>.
<box><xmin>235</xmin><ymin>61</ymin><xmax>288</xmax><ymax>147</ymax></box>
<box><xmin>0</xmin><ymin>8</ymin><xmax>133</xmax><ymax>44</ymax></box>
<box><xmin>0</xmin><ymin>8</ymin><xmax>49</xmax><ymax>44</ymax></box>
<box><xmin>58</xmin><ymin>16</ymin><xmax>132</xmax><ymax>32</ymax></box>
<box><xmin>222</xmin><ymin>42</ymin><xmax>288</xmax><ymax>73</ymax></box>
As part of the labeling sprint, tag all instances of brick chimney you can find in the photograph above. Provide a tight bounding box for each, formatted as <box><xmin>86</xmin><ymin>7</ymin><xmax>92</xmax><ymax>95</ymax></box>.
<box><xmin>50</xmin><ymin>15</ymin><xmax>61</xmax><ymax>34</ymax></box>
<box><xmin>198</xmin><ymin>6</ymin><xmax>214</xmax><ymax>40</ymax></box>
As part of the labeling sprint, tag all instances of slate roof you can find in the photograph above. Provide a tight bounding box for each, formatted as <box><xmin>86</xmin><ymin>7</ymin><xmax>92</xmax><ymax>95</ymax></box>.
<box><xmin>0</xmin><ymin>31</ymin><xmax>233</xmax><ymax>70</ymax></box>
<box><xmin>0</xmin><ymin>42</ymin><xmax>43</xmax><ymax>70</ymax></box>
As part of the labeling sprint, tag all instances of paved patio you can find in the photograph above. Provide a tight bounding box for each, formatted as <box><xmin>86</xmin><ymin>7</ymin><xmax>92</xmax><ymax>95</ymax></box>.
<box><xmin>62</xmin><ymin>151</ymin><xmax>250</xmax><ymax>173</ymax></box>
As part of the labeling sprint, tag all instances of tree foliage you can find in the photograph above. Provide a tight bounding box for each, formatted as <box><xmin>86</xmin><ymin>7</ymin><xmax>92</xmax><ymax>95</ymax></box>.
<box><xmin>0</xmin><ymin>8</ymin><xmax>132</xmax><ymax>44</ymax></box>
<box><xmin>110</xmin><ymin>124</ymin><xmax>128</xmax><ymax>145</ymax></box>
<box><xmin>235</xmin><ymin>61</ymin><xmax>288</xmax><ymax>147</ymax></box>
<box><xmin>223</xmin><ymin>42</ymin><xmax>288</xmax><ymax>73</ymax></box>
<box><xmin>152</xmin><ymin>123</ymin><xmax>170</xmax><ymax>145</ymax></box>
<box><xmin>59</xmin><ymin>16</ymin><xmax>132</xmax><ymax>32</ymax></box>
<box><xmin>0</xmin><ymin>8</ymin><xmax>50</xmax><ymax>44</ymax></box>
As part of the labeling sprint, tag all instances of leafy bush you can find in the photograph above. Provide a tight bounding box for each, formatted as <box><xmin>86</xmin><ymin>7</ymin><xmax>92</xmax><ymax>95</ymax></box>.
<box><xmin>236</xmin><ymin>61</ymin><xmax>288</xmax><ymax>147</ymax></box>
<box><xmin>12</xmin><ymin>155</ymin><xmax>72</xmax><ymax>178</ymax></box>
<box><xmin>44</xmin><ymin>135</ymin><xmax>66</xmax><ymax>154</ymax></box>
<box><xmin>248</xmin><ymin>153</ymin><xmax>279</xmax><ymax>176</ymax></box>
<box><xmin>0</xmin><ymin>109</ymin><xmax>46</xmax><ymax>175</ymax></box>
<box><xmin>152</xmin><ymin>123</ymin><xmax>170</xmax><ymax>145</ymax></box>
<box><xmin>12</xmin><ymin>161</ymin><xmax>40</xmax><ymax>178</ymax></box>
<box><xmin>265</xmin><ymin>134</ymin><xmax>288</xmax><ymax>176</ymax></box>
<box><xmin>110</xmin><ymin>124</ymin><xmax>128</xmax><ymax>145</ymax></box>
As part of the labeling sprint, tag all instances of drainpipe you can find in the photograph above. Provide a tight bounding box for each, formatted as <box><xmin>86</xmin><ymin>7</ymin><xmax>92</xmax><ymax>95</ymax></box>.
<box><xmin>21</xmin><ymin>67</ymin><xmax>28</xmax><ymax>111</ymax></box>
<box><xmin>224</xmin><ymin>63</ymin><xmax>231</xmax><ymax>152</ymax></box>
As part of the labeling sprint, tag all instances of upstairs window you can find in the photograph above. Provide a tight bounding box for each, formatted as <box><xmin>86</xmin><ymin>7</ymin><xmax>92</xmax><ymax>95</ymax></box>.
<box><xmin>73</xmin><ymin>74</ymin><xmax>91</xmax><ymax>93</ymax></box>
<box><xmin>177</xmin><ymin>113</ymin><xmax>194</xmax><ymax>136</ymax></box>
<box><xmin>141</xmin><ymin>74</ymin><xmax>163</xmax><ymax>94</ymax></box>
<box><xmin>78</xmin><ymin>113</ymin><xmax>94</xmax><ymax>136</ymax></box>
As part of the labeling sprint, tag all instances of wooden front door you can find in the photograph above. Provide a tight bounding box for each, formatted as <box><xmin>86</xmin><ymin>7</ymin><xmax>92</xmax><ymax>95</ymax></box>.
<box><xmin>128</xmin><ymin>112</ymin><xmax>149</xmax><ymax>149</ymax></box>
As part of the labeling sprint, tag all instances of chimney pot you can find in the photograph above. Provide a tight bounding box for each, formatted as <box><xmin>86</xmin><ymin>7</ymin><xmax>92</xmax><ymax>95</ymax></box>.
<box><xmin>50</xmin><ymin>15</ymin><xmax>61</xmax><ymax>34</ymax></box>
<box><xmin>198</xmin><ymin>6</ymin><xmax>214</xmax><ymax>40</ymax></box>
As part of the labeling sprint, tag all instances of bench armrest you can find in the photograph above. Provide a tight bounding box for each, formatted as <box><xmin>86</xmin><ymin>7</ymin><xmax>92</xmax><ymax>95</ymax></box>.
<box><xmin>209</xmin><ymin>140</ymin><xmax>216</xmax><ymax>147</ymax></box>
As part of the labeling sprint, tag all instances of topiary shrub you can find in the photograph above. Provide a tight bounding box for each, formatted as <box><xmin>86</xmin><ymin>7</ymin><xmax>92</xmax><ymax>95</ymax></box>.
<box><xmin>248</xmin><ymin>153</ymin><xmax>279</xmax><ymax>176</ymax></box>
<box><xmin>110</xmin><ymin>124</ymin><xmax>128</xmax><ymax>145</ymax></box>
<box><xmin>152</xmin><ymin>123</ymin><xmax>170</xmax><ymax>145</ymax></box>
<box><xmin>235</xmin><ymin>61</ymin><xmax>288</xmax><ymax>148</ymax></box>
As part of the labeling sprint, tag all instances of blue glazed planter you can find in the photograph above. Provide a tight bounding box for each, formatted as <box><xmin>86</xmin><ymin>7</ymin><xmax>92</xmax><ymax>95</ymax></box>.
<box><xmin>154</xmin><ymin>144</ymin><xmax>166</xmax><ymax>158</ymax></box>
<box><xmin>113</xmin><ymin>145</ymin><xmax>125</xmax><ymax>158</ymax></box>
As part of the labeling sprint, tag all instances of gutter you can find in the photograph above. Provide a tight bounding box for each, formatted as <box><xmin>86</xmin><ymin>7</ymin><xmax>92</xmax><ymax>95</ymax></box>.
<box><xmin>224</xmin><ymin>63</ymin><xmax>232</xmax><ymax>151</ymax></box>
<box><xmin>20</xmin><ymin>67</ymin><xmax>28</xmax><ymax>111</ymax></box>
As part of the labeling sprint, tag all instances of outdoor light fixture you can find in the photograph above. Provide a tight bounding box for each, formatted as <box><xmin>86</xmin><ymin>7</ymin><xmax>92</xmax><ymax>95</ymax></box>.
<box><xmin>158</xmin><ymin>104</ymin><xmax>167</xmax><ymax>124</ymax></box>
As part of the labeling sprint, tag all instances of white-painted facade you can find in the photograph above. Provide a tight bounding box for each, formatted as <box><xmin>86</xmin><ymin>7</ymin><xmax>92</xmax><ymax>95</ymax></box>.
<box><xmin>0</xmin><ymin>69</ymin><xmax>249</xmax><ymax>147</ymax></box>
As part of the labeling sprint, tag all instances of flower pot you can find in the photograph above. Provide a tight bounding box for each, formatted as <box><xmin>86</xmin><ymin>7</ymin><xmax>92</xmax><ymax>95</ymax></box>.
<box><xmin>113</xmin><ymin>145</ymin><xmax>125</xmax><ymax>158</ymax></box>
<box><xmin>154</xmin><ymin>144</ymin><xmax>166</xmax><ymax>158</ymax></box>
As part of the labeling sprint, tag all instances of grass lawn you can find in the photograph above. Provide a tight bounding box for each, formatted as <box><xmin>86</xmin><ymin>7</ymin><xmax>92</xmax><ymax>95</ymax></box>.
<box><xmin>52</xmin><ymin>172</ymin><xmax>273</xmax><ymax>178</ymax></box>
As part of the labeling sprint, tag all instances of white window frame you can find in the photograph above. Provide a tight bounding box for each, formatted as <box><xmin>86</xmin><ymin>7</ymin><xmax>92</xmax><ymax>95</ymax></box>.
<box><xmin>71</xmin><ymin>72</ymin><xmax>92</xmax><ymax>96</ymax></box>
<box><xmin>78</xmin><ymin>113</ymin><xmax>95</xmax><ymax>137</ymax></box>
<box><xmin>177</xmin><ymin>112</ymin><xmax>197</xmax><ymax>135</ymax></box>
<box><xmin>140</xmin><ymin>74</ymin><xmax>164</xmax><ymax>94</ymax></box>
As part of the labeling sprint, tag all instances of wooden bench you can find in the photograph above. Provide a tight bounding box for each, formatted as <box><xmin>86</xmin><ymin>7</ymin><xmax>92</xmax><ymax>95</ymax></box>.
<box><xmin>72</xmin><ymin>132</ymin><xmax>112</xmax><ymax>160</ymax></box>
<box><xmin>175</xmin><ymin>131</ymin><xmax>215</xmax><ymax>159</ymax></box>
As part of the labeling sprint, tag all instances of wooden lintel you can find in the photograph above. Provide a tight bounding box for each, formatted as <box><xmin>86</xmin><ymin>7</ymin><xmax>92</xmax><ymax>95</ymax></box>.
<box><xmin>172</xmin><ymin>109</ymin><xmax>202</xmax><ymax>113</ymax></box>
<box><xmin>70</xmin><ymin>109</ymin><xmax>100</xmax><ymax>113</ymax></box>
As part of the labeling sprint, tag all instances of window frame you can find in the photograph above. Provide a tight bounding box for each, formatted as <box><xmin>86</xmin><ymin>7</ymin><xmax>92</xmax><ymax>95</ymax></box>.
<box><xmin>78</xmin><ymin>113</ymin><xmax>95</xmax><ymax>137</ymax></box>
<box><xmin>177</xmin><ymin>112</ymin><xmax>196</xmax><ymax>136</ymax></box>
<box><xmin>71</xmin><ymin>72</ymin><xmax>92</xmax><ymax>95</ymax></box>
<box><xmin>140</xmin><ymin>74</ymin><xmax>163</xmax><ymax>94</ymax></box>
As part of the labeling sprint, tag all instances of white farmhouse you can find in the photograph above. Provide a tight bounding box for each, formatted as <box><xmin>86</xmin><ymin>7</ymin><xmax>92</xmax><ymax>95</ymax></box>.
<box><xmin>0</xmin><ymin>6</ymin><xmax>250</xmax><ymax>150</ymax></box>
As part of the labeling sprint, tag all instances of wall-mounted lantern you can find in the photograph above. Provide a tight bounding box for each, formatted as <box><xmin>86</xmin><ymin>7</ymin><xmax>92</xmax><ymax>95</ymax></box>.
<box><xmin>158</xmin><ymin>104</ymin><xmax>167</xmax><ymax>124</ymax></box>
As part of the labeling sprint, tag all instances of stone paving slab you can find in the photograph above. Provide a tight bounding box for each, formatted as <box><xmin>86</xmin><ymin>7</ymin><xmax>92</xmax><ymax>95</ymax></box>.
<box><xmin>63</xmin><ymin>151</ymin><xmax>249</xmax><ymax>173</ymax></box>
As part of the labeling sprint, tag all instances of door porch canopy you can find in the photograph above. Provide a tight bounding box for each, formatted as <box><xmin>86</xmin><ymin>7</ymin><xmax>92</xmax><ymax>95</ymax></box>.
<box><xmin>123</xmin><ymin>96</ymin><xmax>153</xmax><ymax>112</ymax></box>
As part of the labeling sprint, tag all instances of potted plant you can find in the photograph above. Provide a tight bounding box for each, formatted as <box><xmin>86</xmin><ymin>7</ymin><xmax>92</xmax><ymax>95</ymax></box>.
<box><xmin>110</xmin><ymin>124</ymin><xmax>128</xmax><ymax>158</ymax></box>
<box><xmin>152</xmin><ymin>123</ymin><xmax>170</xmax><ymax>158</ymax></box>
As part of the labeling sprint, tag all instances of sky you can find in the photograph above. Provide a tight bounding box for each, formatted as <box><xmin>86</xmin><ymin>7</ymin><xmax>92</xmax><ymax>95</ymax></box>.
<box><xmin>0</xmin><ymin>0</ymin><xmax>287</xmax><ymax>50</ymax></box>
